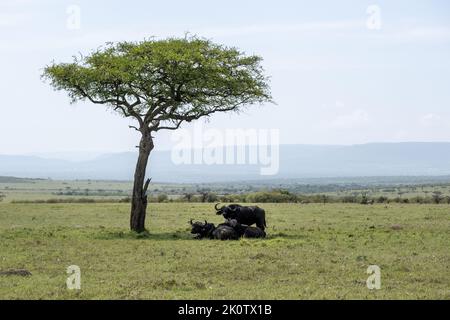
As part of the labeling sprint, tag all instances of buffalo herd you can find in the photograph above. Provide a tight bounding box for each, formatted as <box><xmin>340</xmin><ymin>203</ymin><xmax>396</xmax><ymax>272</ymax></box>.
<box><xmin>189</xmin><ymin>203</ymin><xmax>267</xmax><ymax>240</ymax></box>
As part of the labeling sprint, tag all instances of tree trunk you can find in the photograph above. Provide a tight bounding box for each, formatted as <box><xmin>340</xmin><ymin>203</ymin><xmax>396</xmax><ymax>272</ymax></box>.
<box><xmin>130</xmin><ymin>129</ymin><xmax>154</xmax><ymax>232</ymax></box>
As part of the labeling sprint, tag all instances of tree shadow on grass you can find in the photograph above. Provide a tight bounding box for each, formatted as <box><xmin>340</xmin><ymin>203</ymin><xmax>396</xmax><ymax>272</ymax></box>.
<box><xmin>94</xmin><ymin>230</ymin><xmax>195</xmax><ymax>241</ymax></box>
<box><xmin>94</xmin><ymin>230</ymin><xmax>306</xmax><ymax>241</ymax></box>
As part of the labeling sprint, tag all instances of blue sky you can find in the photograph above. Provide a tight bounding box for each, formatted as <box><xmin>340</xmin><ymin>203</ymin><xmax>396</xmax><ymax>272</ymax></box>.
<box><xmin>1</xmin><ymin>0</ymin><xmax>450</xmax><ymax>154</ymax></box>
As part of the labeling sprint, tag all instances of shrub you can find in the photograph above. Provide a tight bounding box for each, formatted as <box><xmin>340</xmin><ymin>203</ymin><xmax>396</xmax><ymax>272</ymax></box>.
<box><xmin>341</xmin><ymin>195</ymin><xmax>358</xmax><ymax>203</ymax></box>
<box><xmin>432</xmin><ymin>191</ymin><xmax>443</xmax><ymax>204</ymax></box>
<box><xmin>245</xmin><ymin>189</ymin><xmax>297</xmax><ymax>203</ymax></box>
<box><xmin>183</xmin><ymin>193</ymin><xmax>194</xmax><ymax>202</ymax></box>
<box><xmin>157</xmin><ymin>194</ymin><xmax>168</xmax><ymax>203</ymax></box>
<box><xmin>205</xmin><ymin>192</ymin><xmax>219</xmax><ymax>203</ymax></box>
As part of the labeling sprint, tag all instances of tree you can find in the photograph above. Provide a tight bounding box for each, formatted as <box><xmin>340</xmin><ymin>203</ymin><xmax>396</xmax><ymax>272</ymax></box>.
<box><xmin>183</xmin><ymin>193</ymin><xmax>194</xmax><ymax>202</ymax></box>
<box><xmin>432</xmin><ymin>191</ymin><xmax>443</xmax><ymax>204</ymax></box>
<box><xmin>42</xmin><ymin>36</ymin><xmax>272</xmax><ymax>232</ymax></box>
<box><xmin>360</xmin><ymin>192</ymin><xmax>368</xmax><ymax>205</ymax></box>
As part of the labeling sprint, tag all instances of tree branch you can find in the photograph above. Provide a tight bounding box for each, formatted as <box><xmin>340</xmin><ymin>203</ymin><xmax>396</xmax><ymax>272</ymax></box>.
<box><xmin>143</xmin><ymin>178</ymin><xmax>151</xmax><ymax>196</ymax></box>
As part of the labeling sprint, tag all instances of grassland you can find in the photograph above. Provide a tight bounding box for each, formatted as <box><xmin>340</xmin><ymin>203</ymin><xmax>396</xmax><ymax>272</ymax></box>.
<box><xmin>0</xmin><ymin>202</ymin><xmax>449</xmax><ymax>299</ymax></box>
<box><xmin>0</xmin><ymin>179</ymin><xmax>128</xmax><ymax>202</ymax></box>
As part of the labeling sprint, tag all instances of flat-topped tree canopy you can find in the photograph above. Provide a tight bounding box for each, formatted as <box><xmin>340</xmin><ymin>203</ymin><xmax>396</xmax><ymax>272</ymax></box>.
<box><xmin>43</xmin><ymin>36</ymin><xmax>272</xmax><ymax>132</ymax></box>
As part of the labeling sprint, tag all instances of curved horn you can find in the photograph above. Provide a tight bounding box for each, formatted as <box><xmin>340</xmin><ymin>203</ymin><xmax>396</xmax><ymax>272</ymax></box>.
<box><xmin>190</xmin><ymin>219</ymin><xmax>193</xmax><ymax>225</ymax></box>
<box><xmin>214</xmin><ymin>203</ymin><xmax>221</xmax><ymax>210</ymax></box>
<box><xmin>204</xmin><ymin>220</ymin><xmax>208</xmax><ymax>225</ymax></box>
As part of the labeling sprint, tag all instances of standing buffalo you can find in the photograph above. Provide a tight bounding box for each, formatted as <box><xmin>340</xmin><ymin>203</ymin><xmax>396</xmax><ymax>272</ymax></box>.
<box><xmin>215</xmin><ymin>203</ymin><xmax>267</xmax><ymax>231</ymax></box>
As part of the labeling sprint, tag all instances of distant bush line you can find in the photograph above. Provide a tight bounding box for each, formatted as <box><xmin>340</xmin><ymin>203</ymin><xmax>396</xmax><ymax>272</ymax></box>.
<box><xmin>52</xmin><ymin>190</ymin><xmax>127</xmax><ymax>196</ymax></box>
<box><xmin>11</xmin><ymin>198</ymin><xmax>132</xmax><ymax>204</ymax></box>
<box><xmin>10</xmin><ymin>189</ymin><xmax>450</xmax><ymax>204</ymax></box>
<box><xmin>174</xmin><ymin>189</ymin><xmax>450</xmax><ymax>204</ymax></box>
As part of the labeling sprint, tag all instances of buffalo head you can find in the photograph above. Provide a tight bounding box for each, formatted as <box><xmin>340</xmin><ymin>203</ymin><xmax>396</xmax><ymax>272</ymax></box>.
<box><xmin>189</xmin><ymin>219</ymin><xmax>215</xmax><ymax>239</ymax></box>
<box><xmin>215</xmin><ymin>203</ymin><xmax>239</xmax><ymax>219</ymax></box>
<box><xmin>214</xmin><ymin>203</ymin><xmax>225</xmax><ymax>215</ymax></box>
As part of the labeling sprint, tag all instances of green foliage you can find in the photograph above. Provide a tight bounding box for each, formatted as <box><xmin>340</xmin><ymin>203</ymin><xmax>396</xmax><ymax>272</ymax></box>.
<box><xmin>431</xmin><ymin>191</ymin><xmax>443</xmax><ymax>204</ymax></box>
<box><xmin>42</xmin><ymin>36</ymin><xmax>272</xmax><ymax>132</ymax></box>
<box><xmin>182</xmin><ymin>193</ymin><xmax>194</xmax><ymax>202</ymax></box>
<box><xmin>245</xmin><ymin>189</ymin><xmax>297</xmax><ymax>203</ymax></box>
<box><xmin>204</xmin><ymin>192</ymin><xmax>219</xmax><ymax>203</ymax></box>
<box><xmin>157</xmin><ymin>194</ymin><xmax>168</xmax><ymax>203</ymax></box>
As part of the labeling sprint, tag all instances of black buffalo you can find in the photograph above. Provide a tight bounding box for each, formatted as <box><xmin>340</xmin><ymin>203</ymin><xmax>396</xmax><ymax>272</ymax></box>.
<box><xmin>190</xmin><ymin>220</ymin><xmax>239</xmax><ymax>240</ymax></box>
<box><xmin>190</xmin><ymin>220</ymin><xmax>215</xmax><ymax>239</ymax></box>
<box><xmin>212</xmin><ymin>225</ymin><xmax>240</xmax><ymax>240</ymax></box>
<box><xmin>215</xmin><ymin>203</ymin><xmax>267</xmax><ymax>231</ymax></box>
<box><xmin>224</xmin><ymin>219</ymin><xmax>266</xmax><ymax>238</ymax></box>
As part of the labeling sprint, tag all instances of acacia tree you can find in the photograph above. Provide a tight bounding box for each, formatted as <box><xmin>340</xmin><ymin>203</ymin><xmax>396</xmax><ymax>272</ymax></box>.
<box><xmin>42</xmin><ymin>37</ymin><xmax>272</xmax><ymax>232</ymax></box>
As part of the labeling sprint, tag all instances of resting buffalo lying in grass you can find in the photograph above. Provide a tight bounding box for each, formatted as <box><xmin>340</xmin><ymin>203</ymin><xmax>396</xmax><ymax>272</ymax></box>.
<box><xmin>189</xmin><ymin>219</ymin><xmax>265</xmax><ymax>240</ymax></box>
<box><xmin>190</xmin><ymin>220</ymin><xmax>239</xmax><ymax>240</ymax></box>
<box><xmin>223</xmin><ymin>219</ymin><xmax>266</xmax><ymax>238</ymax></box>
<box><xmin>212</xmin><ymin>225</ymin><xmax>240</xmax><ymax>240</ymax></box>
<box><xmin>190</xmin><ymin>220</ymin><xmax>215</xmax><ymax>239</ymax></box>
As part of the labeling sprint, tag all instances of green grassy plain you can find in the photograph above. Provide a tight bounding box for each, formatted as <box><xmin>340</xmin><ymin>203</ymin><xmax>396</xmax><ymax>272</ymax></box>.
<box><xmin>0</xmin><ymin>202</ymin><xmax>448</xmax><ymax>299</ymax></box>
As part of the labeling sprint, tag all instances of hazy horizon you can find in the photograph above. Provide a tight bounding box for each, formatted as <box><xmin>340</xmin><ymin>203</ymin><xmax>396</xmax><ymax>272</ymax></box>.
<box><xmin>2</xmin><ymin>142</ymin><xmax>450</xmax><ymax>182</ymax></box>
<box><xmin>0</xmin><ymin>140</ymin><xmax>449</xmax><ymax>159</ymax></box>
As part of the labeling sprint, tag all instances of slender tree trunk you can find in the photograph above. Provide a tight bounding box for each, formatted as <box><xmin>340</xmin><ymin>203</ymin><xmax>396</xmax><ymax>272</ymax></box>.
<box><xmin>130</xmin><ymin>129</ymin><xmax>154</xmax><ymax>232</ymax></box>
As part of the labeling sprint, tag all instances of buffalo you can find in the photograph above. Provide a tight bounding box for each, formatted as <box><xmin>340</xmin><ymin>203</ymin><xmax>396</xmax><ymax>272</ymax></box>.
<box><xmin>212</xmin><ymin>225</ymin><xmax>240</xmax><ymax>240</ymax></box>
<box><xmin>190</xmin><ymin>220</ymin><xmax>215</xmax><ymax>239</ymax></box>
<box><xmin>215</xmin><ymin>203</ymin><xmax>267</xmax><ymax>231</ymax></box>
<box><xmin>190</xmin><ymin>220</ymin><xmax>239</xmax><ymax>240</ymax></box>
<box><xmin>189</xmin><ymin>219</ymin><xmax>264</xmax><ymax>240</ymax></box>
<box><xmin>224</xmin><ymin>219</ymin><xmax>266</xmax><ymax>238</ymax></box>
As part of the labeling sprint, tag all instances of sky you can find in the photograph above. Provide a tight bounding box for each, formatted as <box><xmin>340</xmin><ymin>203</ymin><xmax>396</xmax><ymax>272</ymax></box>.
<box><xmin>1</xmin><ymin>0</ymin><xmax>450</xmax><ymax>155</ymax></box>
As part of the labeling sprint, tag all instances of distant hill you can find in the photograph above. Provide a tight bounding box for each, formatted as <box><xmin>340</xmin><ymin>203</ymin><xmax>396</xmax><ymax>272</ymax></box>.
<box><xmin>1</xmin><ymin>142</ymin><xmax>450</xmax><ymax>182</ymax></box>
<box><xmin>0</xmin><ymin>176</ymin><xmax>38</xmax><ymax>183</ymax></box>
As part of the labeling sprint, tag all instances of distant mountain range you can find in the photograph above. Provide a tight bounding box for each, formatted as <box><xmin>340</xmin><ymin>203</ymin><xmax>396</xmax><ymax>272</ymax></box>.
<box><xmin>1</xmin><ymin>142</ymin><xmax>450</xmax><ymax>183</ymax></box>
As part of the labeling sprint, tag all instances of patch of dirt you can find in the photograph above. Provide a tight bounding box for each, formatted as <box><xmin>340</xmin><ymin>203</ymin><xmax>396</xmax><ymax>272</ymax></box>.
<box><xmin>0</xmin><ymin>269</ymin><xmax>32</xmax><ymax>276</ymax></box>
